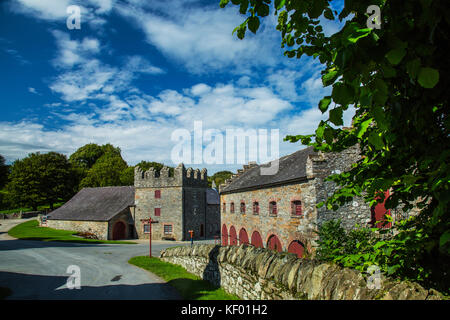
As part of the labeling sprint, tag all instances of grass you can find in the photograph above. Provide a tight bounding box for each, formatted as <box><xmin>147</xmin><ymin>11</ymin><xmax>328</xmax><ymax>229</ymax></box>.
<box><xmin>8</xmin><ymin>220</ymin><xmax>137</xmax><ymax>244</ymax></box>
<box><xmin>129</xmin><ymin>256</ymin><xmax>239</xmax><ymax>300</ymax></box>
<box><xmin>0</xmin><ymin>202</ymin><xmax>64</xmax><ymax>214</ymax></box>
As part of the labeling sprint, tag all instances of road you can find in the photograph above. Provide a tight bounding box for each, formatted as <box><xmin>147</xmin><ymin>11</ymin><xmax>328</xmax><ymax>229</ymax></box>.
<box><xmin>0</xmin><ymin>218</ymin><xmax>213</xmax><ymax>300</ymax></box>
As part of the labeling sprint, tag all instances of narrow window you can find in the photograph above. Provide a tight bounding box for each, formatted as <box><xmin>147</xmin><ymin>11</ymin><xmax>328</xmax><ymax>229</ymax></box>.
<box><xmin>143</xmin><ymin>224</ymin><xmax>150</xmax><ymax>234</ymax></box>
<box><xmin>230</xmin><ymin>202</ymin><xmax>235</xmax><ymax>213</ymax></box>
<box><xmin>155</xmin><ymin>190</ymin><xmax>161</xmax><ymax>198</ymax></box>
<box><xmin>269</xmin><ymin>201</ymin><xmax>277</xmax><ymax>215</ymax></box>
<box><xmin>240</xmin><ymin>202</ymin><xmax>246</xmax><ymax>214</ymax></box>
<box><xmin>253</xmin><ymin>202</ymin><xmax>259</xmax><ymax>215</ymax></box>
<box><xmin>155</xmin><ymin>207</ymin><xmax>161</xmax><ymax>216</ymax></box>
<box><xmin>223</xmin><ymin>202</ymin><xmax>226</xmax><ymax>213</ymax></box>
<box><xmin>291</xmin><ymin>200</ymin><xmax>303</xmax><ymax>216</ymax></box>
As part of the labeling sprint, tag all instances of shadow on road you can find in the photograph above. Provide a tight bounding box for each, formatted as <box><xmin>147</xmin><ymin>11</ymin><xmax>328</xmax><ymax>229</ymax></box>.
<box><xmin>0</xmin><ymin>238</ymin><xmax>126</xmax><ymax>252</ymax></box>
<box><xmin>0</xmin><ymin>271</ymin><xmax>182</xmax><ymax>300</ymax></box>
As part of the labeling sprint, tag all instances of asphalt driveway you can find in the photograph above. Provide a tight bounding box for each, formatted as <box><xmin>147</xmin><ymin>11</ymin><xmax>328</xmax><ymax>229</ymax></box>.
<box><xmin>0</xmin><ymin>218</ymin><xmax>213</xmax><ymax>300</ymax></box>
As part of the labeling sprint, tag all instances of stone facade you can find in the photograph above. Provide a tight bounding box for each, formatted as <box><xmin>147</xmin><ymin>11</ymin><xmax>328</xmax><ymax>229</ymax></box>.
<box><xmin>134</xmin><ymin>164</ymin><xmax>219</xmax><ymax>241</ymax></box>
<box><xmin>220</xmin><ymin>146</ymin><xmax>372</xmax><ymax>256</ymax></box>
<box><xmin>46</xmin><ymin>219</ymin><xmax>109</xmax><ymax>240</ymax></box>
<box><xmin>160</xmin><ymin>244</ymin><xmax>444</xmax><ymax>300</ymax></box>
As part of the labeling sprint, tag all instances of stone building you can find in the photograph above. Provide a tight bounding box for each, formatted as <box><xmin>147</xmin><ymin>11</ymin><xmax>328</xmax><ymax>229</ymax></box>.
<box><xmin>46</xmin><ymin>186</ymin><xmax>135</xmax><ymax>240</ymax></box>
<box><xmin>134</xmin><ymin>164</ymin><xmax>220</xmax><ymax>241</ymax></box>
<box><xmin>219</xmin><ymin>145</ymin><xmax>387</xmax><ymax>258</ymax></box>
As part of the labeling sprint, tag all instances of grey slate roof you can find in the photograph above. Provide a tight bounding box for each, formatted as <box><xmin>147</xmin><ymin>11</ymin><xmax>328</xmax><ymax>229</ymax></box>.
<box><xmin>220</xmin><ymin>146</ymin><xmax>317</xmax><ymax>194</ymax></box>
<box><xmin>47</xmin><ymin>186</ymin><xmax>135</xmax><ymax>221</ymax></box>
<box><xmin>206</xmin><ymin>188</ymin><xmax>220</xmax><ymax>205</ymax></box>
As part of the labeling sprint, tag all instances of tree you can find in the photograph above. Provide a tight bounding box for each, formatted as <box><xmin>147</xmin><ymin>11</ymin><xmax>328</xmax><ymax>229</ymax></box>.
<box><xmin>69</xmin><ymin>143</ymin><xmax>121</xmax><ymax>169</ymax></box>
<box><xmin>208</xmin><ymin>170</ymin><xmax>233</xmax><ymax>188</ymax></box>
<box><xmin>6</xmin><ymin>152</ymin><xmax>77</xmax><ymax>210</ymax></box>
<box><xmin>79</xmin><ymin>153</ymin><xmax>128</xmax><ymax>188</ymax></box>
<box><xmin>0</xmin><ymin>154</ymin><xmax>9</xmax><ymax>189</ymax></box>
<box><xmin>221</xmin><ymin>0</ymin><xmax>449</xmax><ymax>291</ymax></box>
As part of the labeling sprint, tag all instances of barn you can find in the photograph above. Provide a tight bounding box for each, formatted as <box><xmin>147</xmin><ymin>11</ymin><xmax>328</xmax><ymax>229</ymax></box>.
<box><xmin>45</xmin><ymin>186</ymin><xmax>136</xmax><ymax>240</ymax></box>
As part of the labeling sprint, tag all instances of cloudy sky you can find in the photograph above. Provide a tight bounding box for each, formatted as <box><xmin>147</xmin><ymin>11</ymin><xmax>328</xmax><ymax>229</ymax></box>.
<box><xmin>0</xmin><ymin>0</ymin><xmax>352</xmax><ymax>173</ymax></box>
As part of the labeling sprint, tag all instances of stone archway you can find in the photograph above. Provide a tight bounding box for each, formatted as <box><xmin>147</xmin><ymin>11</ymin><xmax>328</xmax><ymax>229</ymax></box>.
<box><xmin>288</xmin><ymin>240</ymin><xmax>305</xmax><ymax>258</ymax></box>
<box><xmin>229</xmin><ymin>226</ymin><xmax>237</xmax><ymax>246</ymax></box>
<box><xmin>251</xmin><ymin>231</ymin><xmax>263</xmax><ymax>248</ymax></box>
<box><xmin>267</xmin><ymin>234</ymin><xmax>282</xmax><ymax>252</ymax></box>
<box><xmin>112</xmin><ymin>221</ymin><xmax>126</xmax><ymax>240</ymax></box>
<box><xmin>239</xmin><ymin>228</ymin><xmax>249</xmax><ymax>245</ymax></box>
<box><xmin>222</xmin><ymin>224</ymin><xmax>228</xmax><ymax>246</ymax></box>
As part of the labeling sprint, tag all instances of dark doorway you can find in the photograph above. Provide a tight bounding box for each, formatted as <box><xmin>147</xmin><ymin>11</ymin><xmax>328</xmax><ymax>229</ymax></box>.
<box><xmin>112</xmin><ymin>221</ymin><xmax>126</xmax><ymax>240</ymax></box>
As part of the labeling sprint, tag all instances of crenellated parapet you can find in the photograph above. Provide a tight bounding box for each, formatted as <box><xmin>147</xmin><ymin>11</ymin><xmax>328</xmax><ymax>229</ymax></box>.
<box><xmin>134</xmin><ymin>163</ymin><xmax>208</xmax><ymax>188</ymax></box>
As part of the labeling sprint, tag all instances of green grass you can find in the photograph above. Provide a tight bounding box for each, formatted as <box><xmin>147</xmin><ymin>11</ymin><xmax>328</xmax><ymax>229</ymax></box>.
<box><xmin>0</xmin><ymin>202</ymin><xmax>64</xmax><ymax>214</ymax></box>
<box><xmin>8</xmin><ymin>220</ymin><xmax>136</xmax><ymax>244</ymax></box>
<box><xmin>129</xmin><ymin>256</ymin><xmax>239</xmax><ymax>300</ymax></box>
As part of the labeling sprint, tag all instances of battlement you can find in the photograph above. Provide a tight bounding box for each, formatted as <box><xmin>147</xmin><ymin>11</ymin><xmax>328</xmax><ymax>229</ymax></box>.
<box><xmin>134</xmin><ymin>163</ymin><xmax>208</xmax><ymax>188</ymax></box>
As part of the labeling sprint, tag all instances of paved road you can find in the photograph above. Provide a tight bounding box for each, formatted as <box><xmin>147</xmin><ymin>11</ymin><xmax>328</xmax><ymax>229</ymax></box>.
<box><xmin>0</xmin><ymin>218</ymin><xmax>214</xmax><ymax>300</ymax></box>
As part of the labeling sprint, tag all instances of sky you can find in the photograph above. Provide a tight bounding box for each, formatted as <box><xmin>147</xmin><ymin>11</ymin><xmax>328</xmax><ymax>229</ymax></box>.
<box><xmin>0</xmin><ymin>0</ymin><xmax>352</xmax><ymax>174</ymax></box>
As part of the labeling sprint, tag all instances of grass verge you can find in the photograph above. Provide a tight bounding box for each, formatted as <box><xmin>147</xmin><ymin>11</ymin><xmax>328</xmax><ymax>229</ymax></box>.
<box><xmin>129</xmin><ymin>256</ymin><xmax>239</xmax><ymax>300</ymax></box>
<box><xmin>8</xmin><ymin>220</ymin><xmax>136</xmax><ymax>244</ymax></box>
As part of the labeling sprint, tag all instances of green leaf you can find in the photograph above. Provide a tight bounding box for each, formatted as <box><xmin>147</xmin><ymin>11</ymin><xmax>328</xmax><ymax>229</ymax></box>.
<box><xmin>406</xmin><ymin>58</ymin><xmax>421</xmax><ymax>80</ymax></box>
<box><xmin>385</xmin><ymin>48</ymin><xmax>406</xmax><ymax>65</ymax></box>
<box><xmin>332</xmin><ymin>83</ymin><xmax>354</xmax><ymax>106</ymax></box>
<box><xmin>439</xmin><ymin>231</ymin><xmax>450</xmax><ymax>248</ymax></box>
<box><xmin>417</xmin><ymin>67</ymin><xmax>439</xmax><ymax>88</ymax></box>
<box><xmin>319</xmin><ymin>96</ymin><xmax>332</xmax><ymax>113</ymax></box>
<box><xmin>275</xmin><ymin>0</ymin><xmax>286</xmax><ymax>10</ymax></box>
<box><xmin>368</xmin><ymin>131</ymin><xmax>384</xmax><ymax>150</ymax></box>
<box><xmin>219</xmin><ymin>0</ymin><xmax>230</xmax><ymax>8</ymax></box>
<box><xmin>322</xmin><ymin>70</ymin><xmax>338</xmax><ymax>86</ymax></box>
<box><xmin>329</xmin><ymin>107</ymin><xmax>343</xmax><ymax>126</ymax></box>
<box><xmin>247</xmin><ymin>16</ymin><xmax>260</xmax><ymax>34</ymax></box>
<box><xmin>356</xmin><ymin>118</ymin><xmax>372</xmax><ymax>138</ymax></box>
<box><xmin>324</xmin><ymin>7</ymin><xmax>334</xmax><ymax>20</ymax></box>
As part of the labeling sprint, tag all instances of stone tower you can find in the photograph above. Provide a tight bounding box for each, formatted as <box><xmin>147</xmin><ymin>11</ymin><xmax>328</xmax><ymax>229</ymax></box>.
<box><xmin>134</xmin><ymin>163</ymin><xmax>209</xmax><ymax>240</ymax></box>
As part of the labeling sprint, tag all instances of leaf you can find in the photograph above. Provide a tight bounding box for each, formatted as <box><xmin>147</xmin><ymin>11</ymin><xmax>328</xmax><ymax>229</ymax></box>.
<box><xmin>329</xmin><ymin>107</ymin><xmax>343</xmax><ymax>126</ymax></box>
<box><xmin>368</xmin><ymin>131</ymin><xmax>384</xmax><ymax>150</ymax></box>
<box><xmin>324</xmin><ymin>7</ymin><xmax>334</xmax><ymax>20</ymax></box>
<box><xmin>219</xmin><ymin>0</ymin><xmax>230</xmax><ymax>8</ymax></box>
<box><xmin>247</xmin><ymin>16</ymin><xmax>260</xmax><ymax>34</ymax></box>
<box><xmin>332</xmin><ymin>83</ymin><xmax>354</xmax><ymax>106</ymax></box>
<box><xmin>417</xmin><ymin>67</ymin><xmax>439</xmax><ymax>88</ymax></box>
<box><xmin>275</xmin><ymin>0</ymin><xmax>286</xmax><ymax>10</ymax></box>
<box><xmin>319</xmin><ymin>96</ymin><xmax>332</xmax><ymax>113</ymax></box>
<box><xmin>439</xmin><ymin>231</ymin><xmax>450</xmax><ymax>248</ymax></box>
<box><xmin>385</xmin><ymin>48</ymin><xmax>406</xmax><ymax>65</ymax></box>
<box><xmin>322</xmin><ymin>70</ymin><xmax>338</xmax><ymax>86</ymax></box>
<box><xmin>356</xmin><ymin>118</ymin><xmax>372</xmax><ymax>138</ymax></box>
<box><xmin>406</xmin><ymin>58</ymin><xmax>421</xmax><ymax>80</ymax></box>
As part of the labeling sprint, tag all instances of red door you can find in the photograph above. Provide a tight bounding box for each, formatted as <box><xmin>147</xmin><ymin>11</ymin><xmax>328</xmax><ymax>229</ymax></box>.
<box><xmin>371</xmin><ymin>190</ymin><xmax>392</xmax><ymax>229</ymax></box>
<box><xmin>251</xmin><ymin>231</ymin><xmax>263</xmax><ymax>248</ymax></box>
<box><xmin>267</xmin><ymin>234</ymin><xmax>282</xmax><ymax>252</ymax></box>
<box><xmin>229</xmin><ymin>226</ymin><xmax>237</xmax><ymax>246</ymax></box>
<box><xmin>222</xmin><ymin>224</ymin><xmax>228</xmax><ymax>246</ymax></box>
<box><xmin>239</xmin><ymin>228</ymin><xmax>249</xmax><ymax>245</ymax></box>
<box><xmin>112</xmin><ymin>221</ymin><xmax>126</xmax><ymax>240</ymax></box>
<box><xmin>288</xmin><ymin>240</ymin><xmax>305</xmax><ymax>258</ymax></box>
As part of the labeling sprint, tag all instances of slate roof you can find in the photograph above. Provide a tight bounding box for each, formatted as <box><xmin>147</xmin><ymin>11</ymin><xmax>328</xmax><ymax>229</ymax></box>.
<box><xmin>206</xmin><ymin>188</ymin><xmax>220</xmax><ymax>205</ymax></box>
<box><xmin>47</xmin><ymin>186</ymin><xmax>135</xmax><ymax>222</ymax></box>
<box><xmin>220</xmin><ymin>146</ymin><xmax>317</xmax><ymax>194</ymax></box>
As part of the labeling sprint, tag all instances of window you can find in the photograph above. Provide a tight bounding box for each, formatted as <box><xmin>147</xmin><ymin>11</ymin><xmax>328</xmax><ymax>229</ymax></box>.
<box><xmin>240</xmin><ymin>202</ymin><xmax>246</xmax><ymax>214</ymax></box>
<box><xmin>222</xmin><ymin>202</ymin><xmax>226</xmax><ymax>213</ymax></box>
<box><xmin>155</xmin><ymin>190</ymin><xmax>161</xmax><ymax>198</ymax></box>
<box><xmin>143</xmin><ymin>224</ymin><xmax>150</xmax><ymax>234</ymax></box>
<box><xmin>253</xmin><ymin>202</ymin><xmax>259</xmax><ymax>215</ymax></box>
<box><xmin>291</xmin><ymin>200</ymin><xmax>303</xmax><ymax>216</ymax></box>
<box><xmin>269</xmin><ymin>201</ymin><xmax>277</xmax><ymax>215</ymax></box>
<box><xmin>230</xmin><ymin>202</ymin><xmax>235</xmax><ymax>213</ymax></box>
<box><xmin>155</xmin><ymin>207</ymin><xmax>161</xmax><ymax>216</ymax></box>
<box><xmin>163</xmin><ymin>224</ymin><xmax>172</xmax><ymax>234</ymax></box>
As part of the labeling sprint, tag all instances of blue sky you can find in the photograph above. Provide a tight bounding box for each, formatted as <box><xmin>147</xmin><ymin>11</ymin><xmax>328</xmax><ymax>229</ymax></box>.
<box><xmin>0</xmin><ymin>0</ymin><xmax>351</xmax><ymax>174</ymax></box>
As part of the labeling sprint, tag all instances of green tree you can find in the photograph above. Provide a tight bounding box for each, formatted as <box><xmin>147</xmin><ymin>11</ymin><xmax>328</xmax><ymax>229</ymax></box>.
<box><xmin>120</xmin><ymin>166</ymin><xmax>135</xmax><ymax>186</ymax></box>
<box><xmin>0</xmin><ymin>154</ymin><xmax>9</xmax><ymax>189</ymax></box>
<box><xmin>69</xmin><ymin>143</ymin><xmax>121</xmax><ymax>169</ymax></box>
<box><xmin>221</xmin><ymin>0</ymin><xmax>449</xmax><ymax>290</ymax></box>
<box><xmin>79</xmin><ymin>153</ymin><xmax>128</xmax><ymax>188</ymax></box>
<box><xmin>135</xmin><ymin>161</ymin><xmax>174</xmax><ymax>176</ymax></box>
<box><xmin>6</xmin><ymin>152</ymin><xmax>77</xmax><ymax>210</ymax></box>
<box><xmin>208</xmin><ymin>170</ymin><xmax>233</xmax><ymax>188</ymax></box>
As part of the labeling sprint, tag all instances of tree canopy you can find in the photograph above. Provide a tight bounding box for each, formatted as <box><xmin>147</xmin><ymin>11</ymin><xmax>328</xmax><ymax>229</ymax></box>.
<box><xmin>6</xmin><ymin>152</ymin><xmax>77</xmax><ymax>210</ymax></box>
<box><xmin>221</xmin><ymin>0</ymin><xmax>449</xmax><ymax>291</ymax></box>
<box><xmin>208</xmin><ymin>170</ymin><xmax>233</xmax><ymax>188</ymax></box>
<box><xmin>0</xmin><ymin>154</ymin><xmax>9</xmax><ymax>189</ymax></box>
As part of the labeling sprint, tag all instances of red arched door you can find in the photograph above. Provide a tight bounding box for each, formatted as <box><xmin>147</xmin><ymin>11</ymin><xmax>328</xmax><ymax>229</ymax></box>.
<box><xmin>222</xmin><ymin>224</ymin><xmax>228</xmax><ymax>246</ymax></box>
<box><xmin>371</xmin><ymin>190</ymin><xmax>392</xmax><ymax>229</ymax></box>
<box><xmin>229</xmin><ymin>226</ymin><xmax>237</xmax><ymax>246</ymax></box>
<box><xmin>112</xmin><ymin>221</ymin><xmax>126</xmax><ymax>240</ymax></box>
<box><xmin>239</xmin><ymin>228</ymin><xmax>249</xmax><ymax>245</ymax></box>
<box><xmin>288</xmin><ymin>240</ymin><xmax>305</xmax><ymax>258</ymax></box>
<box><xmin>251</xmin><ymin>231</ymin><xmax>263</xmax><ymax>248</ymax></box>
<box><xmin>267</xmin><ymin>234</ymin><xmax>282</xmax><ymax>252</ymax></box>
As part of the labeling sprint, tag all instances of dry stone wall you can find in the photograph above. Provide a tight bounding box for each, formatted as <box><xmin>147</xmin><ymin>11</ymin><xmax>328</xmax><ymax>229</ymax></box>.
<box><xmin>160</xmin><ymin>244</ymin><xmax>443</xmax><ymax>300</ymax></box>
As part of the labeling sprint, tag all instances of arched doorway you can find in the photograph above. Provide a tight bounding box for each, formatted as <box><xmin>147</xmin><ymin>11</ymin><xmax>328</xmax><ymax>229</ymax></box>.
<box><xmin>267</xmin><ymin>234</ymin><xmax>282</xmax><ymax>252</ymax></box>
<box><xmin>222</xmin><ymin>224</ymin><xmax>228</xmax><ymax>246</ymax></box>
<box><xmin>288</xmin><ymin>240</ymin><xmax>305</xmax><ymax>258</ymax></box>
<box><xmin>371</xmin><ymin>190</ymin><xmax>392</xmax><ymax>229</ymax></box>
<box><xmin>239</xmin><ymin>228</ymin><xmax>249</xmax><ymax>245</ymax></box>
<box><xmin>251</xmin><ymin>231</ymin><xmax>263</xmax><ymax>248</ymax></box>
<box><xmin>229</xmin><ymin>226</ymin><xmax>237</xmax><ymax>246</ymax></box>
<box><xmin>112</xmin><ymin>221</ymin><xmax>126</xmax><ymax>240</ymax></box>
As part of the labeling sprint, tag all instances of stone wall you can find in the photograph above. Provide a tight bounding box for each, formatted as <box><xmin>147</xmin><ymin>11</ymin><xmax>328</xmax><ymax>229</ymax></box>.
<box><xmin>160</xmin><ymin>244</ymin><xmax>443</xmax><ymax>300</ymax></box>
<box><xmin>46</xmin><ymin>220</ymin><xmax>109</xmax><ymax>240</ymax></box>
